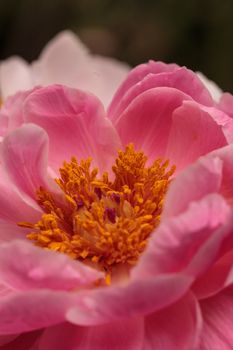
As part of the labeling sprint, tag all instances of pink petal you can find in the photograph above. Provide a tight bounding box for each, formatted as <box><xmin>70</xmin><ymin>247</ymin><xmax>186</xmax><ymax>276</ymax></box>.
<box><xmin>0</xmin><ymin>240</ymin><xmax>103</xmax><ymax>291</ymax></box>
<box><xmin>0</xmin><ymin>335</ymin><xmax>18</xmax><ymax>347</ymax></box>
<box><xmin>199</xmin><ymin>288</ymin><xmax>233</xmax><ymax>349</ymax></box>
<box><xmin>24</xmin><ymin>85</ymin><xmax>121</xmax><ymax>172</ymax></box>
<box><xmin>109</xmin><ymin>67</ymin><xmax>213</xmax><ymax>123</ymax></box>
<box><xmin>197</xmin><ymin>72</ymin><xmax>223</xmax><ymax>102</ymax></box>
<box><xmin>143</xmin><ymin>292</ymin><xmax>202</xmax><ymax>350</ymax></box>
<box><xmin>0</xmin><ymin>290</ymin><xmax>76</xmax><ymax>334</ymax></box>
<box><xmin>0</xmin><ymin>88</ymin><xmax>37</xmax><ymax>136</ymax></box>
<box><xmin>108</xmin><ymin>60</ymin><xmax>180</xmax><ymax>118</ymax></box>
<box><xmin>108</xmin><ymin>61</ymin><xmax>213</xmax><ymax>120</ymax></box>
<box><xmin>112</xmin><ymin>87</ymin><xmax>192</xmax><ymax>161</ymax></box>
<box><xmin>0</xmin><ymin>331</ymin><xmax>42</xmax><ymax>350</ymax></box>
<box><xmin>32</xmin><ymin>318</ymin><xmax>144</xmax><ymax>350</ymax></box>
<box><xmin>0</xmin><ymin>57</ymin><xmax>33</xmax><ymax>100</ymax></box>
<box><xmin>66</xmin><ymin>274</ymin><xmax>193</xmax><ymax>325</ymax></box>
<box><xmin>163</xmin><ymin>153</ymin><xmax>223</xmax><ymax>218</ymax></box>
<box><xmin>193</xmin><ymin>251</ymin><xmax>233</xmax><ymax>299</ymax></box>
<box><xmin>219</xmin><ymin>92</ymin><xmax>233</xmax><ymax>118</ymax></box>
<box><xmin>165</xmin><ymin>101</ymin><xmax>228</xmax><ymax>171</ymax></box>
<box><xmin>133</xmin><ymin>193</ymin><xmax>233</xmax><ymax>280</ymax></box>
<box><xmin>1</xmin><ymin>124</ymin><xmax>52</xmax><ymax>199</ymax></box>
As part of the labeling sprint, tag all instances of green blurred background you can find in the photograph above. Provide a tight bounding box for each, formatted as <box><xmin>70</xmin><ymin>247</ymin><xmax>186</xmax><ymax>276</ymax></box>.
<box><xmin>0</xmin><ymin>0</ymin><xmax>232</xmax><ymax>92</ymax></box>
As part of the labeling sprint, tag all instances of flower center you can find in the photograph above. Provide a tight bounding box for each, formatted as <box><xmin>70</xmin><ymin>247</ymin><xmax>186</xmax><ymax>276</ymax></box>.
<box><xmin>19</xmin><ymin>144</ymin><xmax>175</xmax><ymax>277</ymax></box>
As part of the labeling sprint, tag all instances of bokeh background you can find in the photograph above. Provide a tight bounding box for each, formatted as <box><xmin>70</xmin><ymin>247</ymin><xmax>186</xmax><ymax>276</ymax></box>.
<box><xmin>0</xmin><ymin>0</ymin><xmax>232</xmax><ymax>92</ymax></box>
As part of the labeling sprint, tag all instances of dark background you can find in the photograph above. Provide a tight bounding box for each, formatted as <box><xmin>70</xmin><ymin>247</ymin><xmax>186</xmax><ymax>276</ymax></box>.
<box><xmin>0</xmin><ymin>0</ymin><xmax>232</xmax><ymax>93</ymax></box>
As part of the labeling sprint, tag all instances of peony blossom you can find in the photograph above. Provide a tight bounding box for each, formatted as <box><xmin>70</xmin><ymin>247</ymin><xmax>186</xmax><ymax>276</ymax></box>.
<box><xmin>0</xmin><ymin>62</ymin><xmax>233</xmax><ymax>349</ymax></box>
<box><xmin>0</xmin><ymin>31</ymin><xmax>129</xmax><ymax>107</ymax></box>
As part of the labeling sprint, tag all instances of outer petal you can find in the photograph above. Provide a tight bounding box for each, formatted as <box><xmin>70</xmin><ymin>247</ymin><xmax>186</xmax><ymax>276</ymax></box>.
<box><xmin>32</xmin><ymin>31</ymin><xmax>129</xmax><ymax>107</ymax></box>
<box><xmin>0</xmin><ymin>57</ymin><xmax>33</xmax><ymax>100</ymax></box>
<box><xmin>165</xmin><ymin>101</ymin><xmax>229</xmax><ymax>171</ymax></box>
<box><xmin>66</xmin><ymin>274</ymin><xmax>193</xmax><ymax>325</ymax></box>
<box><xmin>1</xmin><ymin>124</ymin><xmax>51</xmax><ymax>200</ymax></box>
<box><xmin>24</xmin><ymin>85</ymin><xmax>121</xmax><ymax>171</ymax></box>
<box><xmin>133</xmin><ymin>193</ymin><xmax>233</xmax><ymax>280</ymax></box>
<box><xmin>219</xmin><ymin>92</ymin><xmax>233</xmax><ymax>119</ymax></box>
<box><xmin>32</xmin><ymin>318</ymin><xmax>144</xmax><ymax>350</ymax></box>
<box><xmin>143</xmin><ymin>292</ymin><xmax>202</xmax><ymax>350</ymax></box>
<box><xmin>199</xmin><ymin>288</ymin><xmax>233</xmax><ymax>350</ymax></box>
<box><xmin>109</xmin><ymin>67</ymin><xmax>214</xmax><ymax>123</ymax></box>
<box><xmin>197</xmin><ymin>72</ymin><xmax>223</xmax><ymax>102</ymax></box>
<box><xmin>112</xmin><ymin>87</ymin><xmax>192</xmax><ymax>161</ymax></box>
<box><xmin>0</xmin><ymin>240</ymin><xmax>103</xmax><ymax>291</ymax></box>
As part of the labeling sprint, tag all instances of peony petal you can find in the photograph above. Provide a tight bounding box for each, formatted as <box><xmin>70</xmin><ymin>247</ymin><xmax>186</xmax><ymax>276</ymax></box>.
<box><xmin>32</xmin><ymin>31</ymin><xmax>129</xmax><ymax>107</ymax></box>
<box><xmin>163</xmin><ymin>153</ymin><xmax>223</xmax><ymax>218</ymax></box>
<box><xmin>193</xmin><ymin>251</ymin><xmax>233</xmax><ymax>299</ymax></box>
<box><xmin>219</xmin><ymin>92</ymin><xmax>233</xmax><ymax>118</ymax></box>
<box><xmin>199</xmin><ymin>288</ymin><xmax>233</xmax><ymax>350</ymax></box>
<box><xmin>0</xmin><ymin>240</ymin><xmax>103</xmax><ymax>291</ymax></box>
<box><xmin>133</xmin><ymin>193</ymin><xmax>233</xmax><ymax>280</ymax></box>
<box><xmin>1</xmin><ymin>124</ymin><xmax>52</xmax><ymax>199</ymax></box>
<box><xmin>108</xmin><ymin>61</ymin><xmax>213</xmax><ymax>120</ymax></box>
<box><xmin>112</xmin><ymin>87</ymin><xmax>192</xmax><ymax>161</ymax></box>
<box><xmin>108</xmin><ymin>60</ymin><xmax>180</xmax><ymax>118</ymax></box>
<box><xmin>109</xmin><ymin>67</ymin><xmax>214</xmax><ymax>123</ymax></box>
<box><xmin>32</xmin><ymin>318</ymin><xmax>143</xmax><ymax>350</ymax></box>
<box><xmin>0</xmin><ymin>331</ymin><xmax>42</xmax><ymax>350</ymax></box>
<box><xmin>197</xmin><ymin>72</ymin><xmax>223</xmax><ymax>102</ymax></box>
<box><xmin>143</xmin><ymin>292</ymin><xmax>202</xmax><ymax>350</ymax></box>
<box><xmin>0</xmin><ymin>290</ymin><xmax>77</xmax><ymax>334</ymax></box>
<box><xmin>66</xmin><ymin>274</ymin><xmax>193</xmax><ymax>325</ymax></box>
<box><xmin>165</xmin><ymin>101</ymin><xmax>228</xmax><ymax>171</ymax></box>
<box><xmin>0</xmin><ymin>88</ymin><xmax>37</xmax><ymax>136</ymax></box>
<box><xmin>24</xmin><ymin>85</ymin><xmax>121</xmax><ymax>172</ymax></box>
<box><xmin>0</xmin><ymin>57</ymin><xmax>33</xmax><ymax>101</ymax></box>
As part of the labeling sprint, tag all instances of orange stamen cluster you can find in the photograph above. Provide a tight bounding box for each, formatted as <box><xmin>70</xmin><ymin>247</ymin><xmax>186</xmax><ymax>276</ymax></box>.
<box><xmin>19</xmin><ymin>144</ymin><xmax>175</xmax><ymax>272</ymax></box>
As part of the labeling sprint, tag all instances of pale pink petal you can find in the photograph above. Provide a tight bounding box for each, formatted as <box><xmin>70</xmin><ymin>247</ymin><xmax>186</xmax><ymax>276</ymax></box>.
<box><xmin>133</xmin><ymin>193</ymin><xmax>233</xmax><ymax>280</ymax></box>
<box><xmin>24</xmin><ymin>85</ymin><xmax>121</xmax><ymax>172</ymax></box>
<box><xmin>113</xmin><ymin>87</ymin><xmax>191</xmax><ymax>161</ymax></box>
<box><xmin>109</xmin><ymin>67</ymin><xmax>214</xmax><ymax>123</ymax></box>
<box><xmin>32</xmin><ymin>318</ymin><xmax>143</xmax><ymax>350</ymax></box>
<box><xmin>219</xmin><ymin>92</ymin><xmax>233</xmax><ymax>118</ymax></box>
<box><xmin>1</xmin><ymin>124</ymin><xmax>52</xmax><ymax>199</ymax></box>
<box><xmin>199</xmin><ymin>288</ymin><xmax>233</xmax><ymax>349</ymax></box>
<box><xmin>0</xmin><ymin>240</ymin><xmax>103</xmax><ymax>291</ymax></box>
<box><xmin>0</xmin><ymin>331</ymin><xmax>42</xmax><ymax>350</ymax></box>
<box><xmin>197</xmin><ymin>72</ymin><xmax>223</xmax><ymax>102</ymax></box>
<box><xmin>31</xmin><ymin>31</ymin><xmax>89</xmax><ymax>87</ymax></box>
<box><xmin>143</xmin><ymin>292</ymin><xmax>202</xmax><ymax>350</ymax></box>
<box><xmin>32</xmin><ymin>31</ymin><xmax>129</xmax><ymax>107</ymax></box>
<box><xmin>165</xmin><ymin>101</ymin><xmax>228</xmax><ymax>171</ymax></box>
<box><xmin>90</xmin><ymin>55</ymin><xmax>129</xmax><ymax>107</ymax></box>
<box><xmin>66</xmin><ymin>274</ymin><xmax>193</xmax><ymax>325</ymax></box>
<box><xmin>0</xmin><ymin>57</ymin><xmax>33</xmax><ymax>100</ymax></box>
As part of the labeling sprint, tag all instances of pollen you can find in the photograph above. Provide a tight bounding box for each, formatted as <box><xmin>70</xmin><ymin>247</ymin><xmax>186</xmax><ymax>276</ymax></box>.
<box><xmin>19</xmin><ymin>144</ymin><xmax>175</xmax><ymax>274</ymax></box>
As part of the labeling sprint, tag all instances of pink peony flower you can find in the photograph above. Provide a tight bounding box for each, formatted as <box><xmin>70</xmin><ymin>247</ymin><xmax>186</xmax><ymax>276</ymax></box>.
<box><xmin>0</xmin><ymin>62</ymin><xmax>233</xmax><ymax>349</ymax></box>
<box><xmin>0</xmin><ymin>31</ymin><xmax>129</xmax><ymax>107</ymax></box>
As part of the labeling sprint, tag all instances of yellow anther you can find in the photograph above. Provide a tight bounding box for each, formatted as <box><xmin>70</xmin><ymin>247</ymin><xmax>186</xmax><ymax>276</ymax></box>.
<box><xmin>19</xmin><ymin>144</ymin><xmax>175</xmax><ymax>277</ymax></box>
